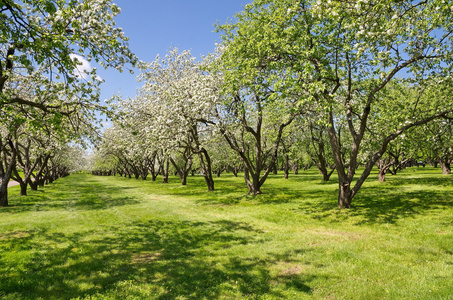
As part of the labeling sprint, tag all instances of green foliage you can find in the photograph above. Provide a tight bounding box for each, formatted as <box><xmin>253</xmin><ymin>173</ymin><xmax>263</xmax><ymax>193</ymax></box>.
<box><xmin>216</xmin><ymin>0</ymin><xmax>453</xmax><ymax>207</ymax></box>
<box><xmin>1</xmin><ymin>169</ymin><xmax>452</xmax><ymax>299</ymax></box>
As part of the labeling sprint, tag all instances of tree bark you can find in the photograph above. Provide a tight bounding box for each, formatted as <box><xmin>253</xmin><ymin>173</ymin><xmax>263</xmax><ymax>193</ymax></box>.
<box><xmin>198</xmin><ymin>148</ymin><xmax>214</xmax><ymax>191</ymax></box>
<box><xmin>338</xmin><ymin>181</ymin><xmax>352</xmax><ymax>209</ymax></box>
<box><xmin>19</xmin><ymin>182</ymin><xmax>27</xmax><ymax>196</ymax></box>
<box><xmin>284</xmin><ymin>154</ymin><xmax>289</xmax><ymax>179</ymax></box>
<box><xmin>170</xmin><ymin>155</ymin><xmax>192</xmax><ymax>186</ymax></box>
<box><xmin>378</xmin><ymin>168</ymin><xmax>386</xmax><ymax>182</ymax></box>
<box><xmin>290</xmin><ymin>160</ymin><xmax>299</xmax><ymax>175</ymax></box>
<box><xmin>28</xmin><ymin>177</ymin><xmax>38</xmax><ymax>190</ymax></box>
<box><xmin>151</xmin><ymin>173</ymin><xmax>158</xmax><ymax>181</ymax></box>
<box><xmin>140</xmin><ymin>167</ymin><xmax>148</xmax><ymax>180</ymax></box>
<box><xmin>162</xmin><ymin>158</ymin><xmax>169</xmax><ymax>183</ymax></box>
<box><xmin>0</xmin><ymin>179</ymin><xmax>8</xmax><ymax>207</ymax></box>
<box><xmin>244</xmin><ymin>167</ymin><xmax>262</xmax><ymax>195</ymax></box>
<box><xmin>0</xmin><ymin>140</ymin><xmax>17</xmax><ymax>207</ymax></box>
<box><xmin>232</xmin><ymin>166</ymin><xmax>239</xmax><ymax>177</ymax></box>
<box><xmin>189</xmin><ymin>124</ymin><xmax>215</xmax><ymax>191</ymax></box>
<box><xmin>439</xmin><ymin>160</ymin><xmax>451</xmax><ymax>175</ymax></box>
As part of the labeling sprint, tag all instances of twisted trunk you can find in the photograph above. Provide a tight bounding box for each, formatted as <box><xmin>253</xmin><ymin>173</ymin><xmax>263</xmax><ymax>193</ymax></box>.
<box><xmin>170</xmin><ymin>155</ymin><xmax>192</xmax><ymax>186</ymax></box>
<box><xmin>0</xmin><ymin>145</ymin><xmax>16</xmax><ymax>207</ymax></box>
<box><xmin>198</xmin><ymin>148</ymin><xmax>214</xmax><ymax>191</ymax></box>
<box><xmin>217</xmin><ymin>94</ymin><xmax>295</xmax><ymax>195</ymax></box>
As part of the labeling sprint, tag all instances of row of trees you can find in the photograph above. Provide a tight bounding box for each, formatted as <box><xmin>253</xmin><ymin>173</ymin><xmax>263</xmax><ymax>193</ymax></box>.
<box><xmin>93</xmin><ymin>0</ymin><xmax>453</xmax><ymax>208</ymax></box>
<box><xmin>0</xmin><ymin>108</ymin><xmax>89</xmax><ymax>200</ymax></box>
<box><xmin>94</xmin><ymin>0</ymin><xmax>453</xmax><ymax>209</ymax></box>
<box><xmin>0</xmin><ymin>0</ymin><xmax>136</xmax><ymax>206</ymax></box>
<box><xmin>4</xmin><ymin>1</ymin><xmax>449</xmax><ymax>209</ymax></box>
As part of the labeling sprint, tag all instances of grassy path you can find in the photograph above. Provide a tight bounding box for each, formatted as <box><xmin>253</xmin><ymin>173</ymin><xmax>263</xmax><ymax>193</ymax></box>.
<box><xmin>1</xmin><ymin>169</ymin><xmax>452</xmax><ymax>299</ymax></box>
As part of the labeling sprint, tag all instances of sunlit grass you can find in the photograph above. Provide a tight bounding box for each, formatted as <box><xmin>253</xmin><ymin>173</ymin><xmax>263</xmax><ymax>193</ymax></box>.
<box><xmin>1</xmin><ymin>167</ymin><xmax>452</xmax><ymax>299</ymax></box>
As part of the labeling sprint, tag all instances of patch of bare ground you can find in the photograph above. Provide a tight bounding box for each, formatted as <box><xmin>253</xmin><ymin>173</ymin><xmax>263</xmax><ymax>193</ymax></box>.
<box><xmin>306</xmin><ymin>228</ymin><xmax>363</xmax><ymax>241</ymax></box>
<box><xmin>276</xmin><ymin>261</ymin><xmax>311</xmax><ymax>277</ymax></box>
<box><xmin>0</xmin><ymin>231</ymin><xmax>30</xmax><ymax>241</ymax></box>
<box><xmin>131</xmin><ymin>252</ymin><xmax>161</xmax><ymax>264</ymax></box>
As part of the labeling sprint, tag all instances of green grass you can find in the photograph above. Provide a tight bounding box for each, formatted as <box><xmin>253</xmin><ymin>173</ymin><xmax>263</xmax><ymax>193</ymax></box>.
<box><xmin>1</xmin><ymin>167</ymin><xmax>452</xmax><ymax>299</ymax></box>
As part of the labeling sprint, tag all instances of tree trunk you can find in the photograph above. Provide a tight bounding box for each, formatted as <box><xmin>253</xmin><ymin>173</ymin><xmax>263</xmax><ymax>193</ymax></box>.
<box><xmin>12</xmin><ymin>169</ymin><xmax>27</xmax><ymax>196</ymax></box>
<box><xmin>170</xmin><ymin>156</ymin><xmax>192</xmax><ymax>186</ymax></box>
<box><xmin>338</xmin><ymin>182</ymin><xmax>352</xmax><ymax>209</ymax></box>
<box><xmin>28</xmin><ymin>178</ymin><xmax>38</xmax><ymax>191</ymax></box>
<box><xmin>0</xmin><ymin>182</ymin><xmax>8</xmax><ymax>207</ymax></box>
<box><xmin>0</xmin><ymin>177</ymin><xmax>9</xmax><ymax>207</ymax></box>
<box><xmin>162</xmin><ymin>159</ymin><xmax>169</xmax><ymax>184</ymax></box>
<box><xmin>291</xmin><ymin>160</ymin><xmax>299</xmax><ymax>175</ymax></box>
<box><xmin>189</xmin><ymin>124</ymin><xmax>215</xmax><ymax>191</ymax></box>
<box><xmin>244</xmin><ymin>167</ymin><xmax>262</xmax><ymax>195</ymax></box>
<box><xmin>439</xmin><ymin>160</ymin><xmax>451</xmax><ymax>175</ymax></box>
<box><xmin>284</xmin><ymin>155</ymin><xmax>289</xmax><ymax>179</ymax></box>
<box><xmin>151</xmin><ymin>173</ymin><xmax>158</xmax><ymax>181</ymax></box>
<box><xmin>140</xmin><ymin>167</ymin><xmax>148</xmax><ymax>180</ymax></box>
<box><xmin>232</xmin><ymin>166</ymin><xmax>239</xmax><ymax>177</ymax></box>
<box><xmin>0</xmin><ymin>145</ymin><xmax>17</xmax><ymax>207</ymax></box>
<box><xmin>321</xmin><ymin>169</ymin><xmax>332</xmax><ymax>182</ymax></box>
<box><xmin>19</xmin><ymin>182</ymin><xmax>27</xmax><ymax>196</ymax></box>
<box><xmin>204</xmin><ymin>172</ymin><xmax>215</xmax><ymax>191</ymax></box>
<box><xmin>197</xmin><ymin>149</ymin><xmax>214</xmax><ymax>191</ymax></box>
<box><xmin>378</xmin><ymin>169</ymin><xmax>386</xmax><ymax>182</ymax></box>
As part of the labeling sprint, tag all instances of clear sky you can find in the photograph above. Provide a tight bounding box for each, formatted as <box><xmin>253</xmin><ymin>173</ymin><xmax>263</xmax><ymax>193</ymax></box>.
<box><xmin>95</xmin><ymin>0</ymin><xmax>251</xmax><ymax>107</ymax></box>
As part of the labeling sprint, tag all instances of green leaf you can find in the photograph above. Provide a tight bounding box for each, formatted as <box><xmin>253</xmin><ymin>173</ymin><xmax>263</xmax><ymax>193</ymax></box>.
<box><xmin>44</xmin><ymin>1</ymin><xmax>57</xmax><ymax>14</ymax></box>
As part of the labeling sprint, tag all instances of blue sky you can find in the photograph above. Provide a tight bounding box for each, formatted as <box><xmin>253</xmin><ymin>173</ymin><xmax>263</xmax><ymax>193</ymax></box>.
<box><xmin>96</xmin><ymin>0</ymin><xmax>250</xmax><ymax>106</ymax></box>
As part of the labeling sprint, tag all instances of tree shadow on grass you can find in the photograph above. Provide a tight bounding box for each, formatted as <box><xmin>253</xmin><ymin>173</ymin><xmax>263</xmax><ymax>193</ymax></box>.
<box><xmin>349</xmin><ymin>187</ymin><xmax>453</xmax><ymax>225</ymax></box>
<box><xmin>191</xmin><ymin>178</ymin><xmax>337</xmax><ymax>206</ymax></box>
<box><xmin>387</xmin><ymin>173</ymin><xmax>453</xmax><ymax>187</ymax></box>
<box><xmin>308</xmin><ymin>190</ymin><xmax>451</xmax><ymax>226</ymax></box>
<box><xmin>348</xmin><ymin>172</ymin><xmax>453</xmax><ymax>225</ymax></box>
<box><xmin>161</xmin><ymin>172</ymin><xmax>336</xmax><ymax>206</ymax></box>
<box><xmin>288</xmin><ymin>173</ymin><xmax>453</xmax><ymax>226</ymax></box>
<box><xmin>3</xmin><ymin>182</ymin><xmax>140</xmax><ymax>214</ymax></box>
<box><xmin>0</xmin><ymin>219</ymin><xmax>319</xmax><ymax>299</ymax></box>
<box><xmin>169</xmin><ymin>176</ymin><xmax>251</xmax><ymax>206</ymax></box>
<box><xmin>255</xmin><ymin>186</ymin><xmax>335</xmax><ymax>205</ymax></box>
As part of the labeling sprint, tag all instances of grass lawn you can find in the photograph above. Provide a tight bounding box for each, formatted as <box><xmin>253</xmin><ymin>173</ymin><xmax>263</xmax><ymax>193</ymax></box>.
<box><xmin>1</xmin><ymin>168</ymin><xmax>452</xmax><ymax>299</ymax></box>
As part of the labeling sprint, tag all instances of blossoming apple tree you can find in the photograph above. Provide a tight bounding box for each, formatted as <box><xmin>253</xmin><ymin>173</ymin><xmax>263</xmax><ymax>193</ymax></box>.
<box><xmin>0</xmin><ymin>0</ymin><xmax>136</xmax><ymax>206</ymax></box>
<box><xmin>129</xmin><ymin>48</ymin><xmax>220</xmax><ymax>190</ymax></box>
<box><xmin>217</xmin><ymin>0</ymin><xmax>453</xmax><ymax>207</ymax></box>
